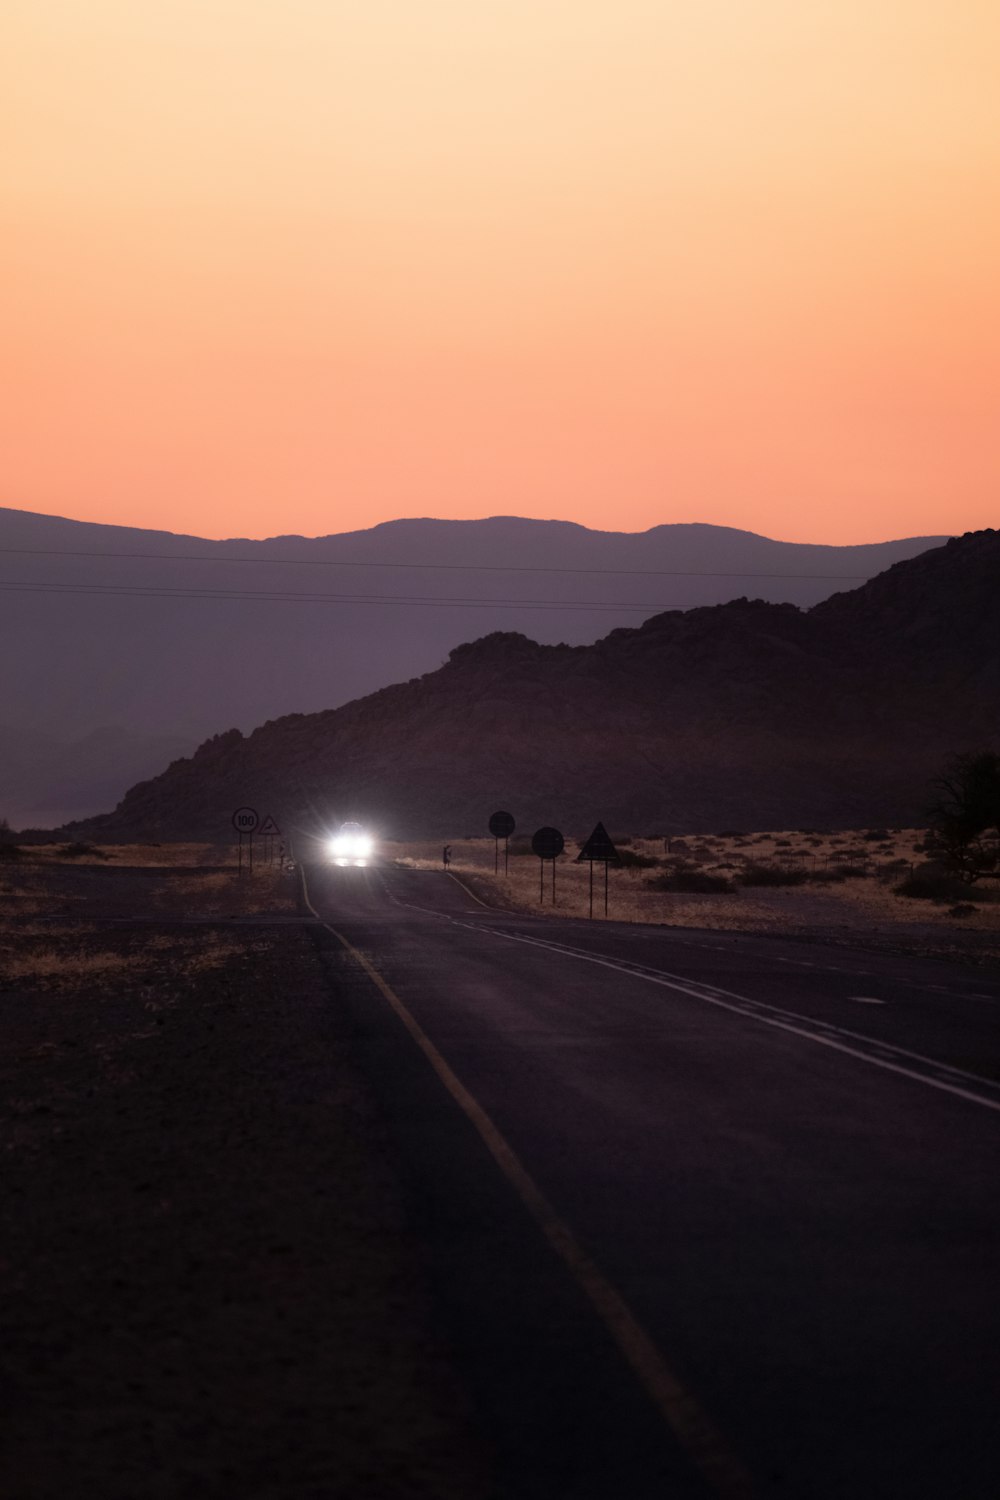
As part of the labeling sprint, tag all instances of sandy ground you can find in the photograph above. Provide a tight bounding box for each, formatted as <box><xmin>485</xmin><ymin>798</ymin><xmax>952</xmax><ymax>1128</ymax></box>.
<box><xmin>0</xmin><ymin>853</ymin><xmax>487</xmax><ymax>1499</ymax></box>
<box><xmin>388</xmin><ymin>829</ymin><xmax>1000</xmax><ymax>970</ymax></box>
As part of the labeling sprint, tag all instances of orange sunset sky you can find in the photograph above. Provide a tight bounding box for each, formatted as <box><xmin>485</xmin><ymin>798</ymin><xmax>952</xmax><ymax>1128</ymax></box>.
<box><xmin>4</xmin><ymin>1</ymin><xmax>999</xmax><ymax>543</ymax></box>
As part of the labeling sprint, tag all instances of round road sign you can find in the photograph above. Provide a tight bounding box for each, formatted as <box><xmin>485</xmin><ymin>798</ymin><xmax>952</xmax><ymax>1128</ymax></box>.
<box><xmin>531</xmin><ymin>826</ymin><xmax>565</xmax><ymax>860</ymax></box>
<box><xmin>489</xmin><ymin>810</ymin><xmax>516</xmax><ymax>839</ymax></box>
<box><xmin>231</xmin><ymin>806</ymin><xmax>260</xmax><ymax>834</ymax></box>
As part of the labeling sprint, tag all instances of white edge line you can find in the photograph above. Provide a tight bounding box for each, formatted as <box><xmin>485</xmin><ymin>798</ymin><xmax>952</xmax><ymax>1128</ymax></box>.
<box><xmin>473</xmin><ymin>926</ymin><xmax>1000</xmax><ymax>1116</ymax></box>
<box><xmin>472</xmin><ymin>926</ymin><xmax>1000</xmax><ymax>1088</ymax></box>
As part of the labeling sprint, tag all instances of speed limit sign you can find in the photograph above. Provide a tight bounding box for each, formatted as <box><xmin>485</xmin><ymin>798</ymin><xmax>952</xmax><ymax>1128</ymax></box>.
<box><xmin>231</xmin><ymin>807</ymin><xmax>260</xmax><ymax>834</ymax></box>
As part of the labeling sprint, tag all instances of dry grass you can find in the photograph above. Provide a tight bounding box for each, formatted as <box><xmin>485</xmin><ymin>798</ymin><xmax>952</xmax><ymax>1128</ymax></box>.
<box><xmin>0</xmin><ymin>849</ymin><xmax>293</xmax><ymax>993</ymax></box>
<box><xmin>0</xmin><ymin>928</ymin><xmax>261</xmax><ymax>989</ymax></box>
<box><xmin>151</xmin><ymin>866</ymin><xmax>297</xmax><ymax>917</ymax></box>
<box><xmin>387</xmin><ymin>830</ymin><xmax>1000</xmax><ymax>961</ymax></box>
<box><xmin>24</xmin><ymin>842</ymin><xmax>238</xmax><ymax>868</ymax></box>
<box><xmin>0</xmin><ymin>848</ymin><xmax>296</xmax><ymax>922</ymax></box>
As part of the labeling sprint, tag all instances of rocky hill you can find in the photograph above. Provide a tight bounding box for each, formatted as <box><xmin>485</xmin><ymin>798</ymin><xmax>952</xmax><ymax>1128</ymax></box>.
<box><xmin>0</xmin><ymin>505</ymin><xmax>944</xmax><ymax>826</ymax></box>
<box><xmin>68</xmin><ymin>530</ymin><xmax>999</xmax><ymax>841</ymax></box>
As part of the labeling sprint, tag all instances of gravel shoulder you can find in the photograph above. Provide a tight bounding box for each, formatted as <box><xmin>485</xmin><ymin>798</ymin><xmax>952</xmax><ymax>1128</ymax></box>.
<box><xmin>0</xmin><ymin>857</ymin><xmax>488</xmax><ymax>1499</ymax></box>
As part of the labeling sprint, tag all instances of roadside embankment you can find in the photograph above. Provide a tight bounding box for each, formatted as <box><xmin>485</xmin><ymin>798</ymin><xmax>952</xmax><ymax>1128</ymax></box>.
<box><xmin>0</xmin><ymin>852</ymin><xmax>487</xmax><ymax>1498</ymax></box>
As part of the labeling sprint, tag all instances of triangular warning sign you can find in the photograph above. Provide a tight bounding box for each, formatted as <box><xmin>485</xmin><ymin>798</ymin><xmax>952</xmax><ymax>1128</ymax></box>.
<box><xmin>576</xmin><ymin>822</ymin><xmax>620</xmax><ymax>863</ymax></box>
<box><xmin>258</xmin><ymin>815</ymin><xmax>282</xmax><ymax>837</ymax></box>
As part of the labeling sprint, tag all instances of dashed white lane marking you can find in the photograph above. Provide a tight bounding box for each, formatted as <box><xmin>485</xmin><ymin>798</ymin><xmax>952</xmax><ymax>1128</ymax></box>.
<box><xmin>850</xmin><ymin>996</ymin><xmax>885</xmax><ymax>1005</ymax></box>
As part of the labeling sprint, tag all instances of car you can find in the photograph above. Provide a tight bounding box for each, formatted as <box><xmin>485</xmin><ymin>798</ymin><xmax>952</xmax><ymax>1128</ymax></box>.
<box><xmin>327</xmin><ymin>821</ymin><xmax>373</xmax><ymax>865</ymax></box>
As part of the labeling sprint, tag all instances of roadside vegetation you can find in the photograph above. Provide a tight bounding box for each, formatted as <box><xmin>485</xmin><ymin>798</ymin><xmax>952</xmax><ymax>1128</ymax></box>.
<box><xmin>389</xmin><ymin>825</ymin><xmax>1000</xmax><ymax>967</ymax></box>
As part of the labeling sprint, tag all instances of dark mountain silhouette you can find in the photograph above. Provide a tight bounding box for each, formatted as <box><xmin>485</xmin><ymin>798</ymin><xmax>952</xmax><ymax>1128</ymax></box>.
<box><xmin>0</xmin><ymin>506</ymin><xmax>945</xmax><ymax>826</ymax></box>
<box><xmin>69</xmin><ymin>530</ymin><xmax>998</xmax><ymax>841</ymax></box>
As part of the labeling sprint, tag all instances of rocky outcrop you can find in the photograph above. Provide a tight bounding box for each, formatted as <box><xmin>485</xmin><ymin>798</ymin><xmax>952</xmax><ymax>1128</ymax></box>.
<box><xmin>70</xmin><ymin>531</ymin><xmax>1000</xmax><ymax>840</ymax></box>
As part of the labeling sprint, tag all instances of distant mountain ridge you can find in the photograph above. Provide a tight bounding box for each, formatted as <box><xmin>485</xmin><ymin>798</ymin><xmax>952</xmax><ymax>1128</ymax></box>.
<box><xmin>70</xmin><ymin>529</ymin><xmax>999</xmax><ymax>841</ymax></box>
<box><xmin>0</xmin><ymin>506</ymin><xmax>946</xmax><ymax>827</ymax></box>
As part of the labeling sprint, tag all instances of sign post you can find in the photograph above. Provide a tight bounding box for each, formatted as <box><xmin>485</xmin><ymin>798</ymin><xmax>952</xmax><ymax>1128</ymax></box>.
<box><xmin>231</xmin><ymin>806</ymin><xmax>260</xmax><ymax>876</ymax></box>
<box><xmin>576</xmin><ymin>821</ymin><xmax>621</xmax><ymax>918</ymax></box>
<box><xmin>531</xmin><ymin>826</ymin><xmax>565</xmax><ymax>905</ymax></box>
<box><xmin>488</xmin><ymin>810</ymin><xmax>516</xmax><ymax>876</ymax></box>
<box><xmin>258</xmin><ymin>814</ymin><xmax>282</xmax><ymax>866</ymax></box>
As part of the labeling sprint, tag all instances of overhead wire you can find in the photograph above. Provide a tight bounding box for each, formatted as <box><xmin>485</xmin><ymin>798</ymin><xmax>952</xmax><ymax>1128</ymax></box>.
<box><xmin>0</xmin><ymin>579</ymin><xmax>708</xmax><ymax>614</ymax></box>
<box><xmin>0</xmin><ymin>544</ymin><xmax>874</xmax><ymax>582</ymax></box>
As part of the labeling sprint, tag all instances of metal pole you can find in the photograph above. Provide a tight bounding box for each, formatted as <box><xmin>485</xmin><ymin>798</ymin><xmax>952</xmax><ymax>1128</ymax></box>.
<box><xmin>504</xmin><ymin>837</ymin><xmax>509</xmax><ymax>877</ymax></box>
<box><xmin>249</xmin><ymin>832</ymin><xmax>253</xmax><ymax>877</ymax></box>
<box><xmin>494</xmin><ymin>837</ymin><xmax>499</xmax><ymax>875</ymax></box>
<box><xmin>552</xmin><ymin>858</ymin><xmax>556</xmax><ymax>905</ymax></box>
<box><xmin>539</xmin><ymin>858</ymin><xmax>544</xmax><ymax>904</ymax></box>
<box><xmin>589</xmin><ymin>859</ymin><xmax>594</xmax><ymax>919</ymax></box>
<box><xmin>238</xmin><ymin>833</ymin><xmax>243</xmax><ymax>876</ymax></box>
<box><xmin>604</xmin><ymin>859</ymin><xmax>609</xmax><ymax>918</ymax></box>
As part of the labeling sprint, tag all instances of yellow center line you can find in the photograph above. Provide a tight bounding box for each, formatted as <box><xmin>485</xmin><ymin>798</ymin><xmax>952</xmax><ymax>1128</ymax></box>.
<box><xmin>300</xmin><ymin>862</ymin><xmax>754</xmax><ymax>1499</ymax></box>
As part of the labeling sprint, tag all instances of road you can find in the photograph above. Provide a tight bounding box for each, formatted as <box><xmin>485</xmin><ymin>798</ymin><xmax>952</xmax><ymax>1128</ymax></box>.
<box><xmin>303</xmin><ymin>859</ymin><xmax>1000</xmax><ymax>1499</ymax></box>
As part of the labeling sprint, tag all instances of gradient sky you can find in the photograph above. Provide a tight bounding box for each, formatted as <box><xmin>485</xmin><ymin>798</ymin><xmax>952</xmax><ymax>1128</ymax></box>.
<box><xmin>4</xmin><ymin>1</ymin><xmax>998</xmax><ymax>543</ymax></box>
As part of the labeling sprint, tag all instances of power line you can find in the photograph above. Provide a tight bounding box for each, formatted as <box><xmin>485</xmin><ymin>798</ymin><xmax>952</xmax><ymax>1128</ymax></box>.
<box><xmin>0</xmin><ymin>544</ymin><xmax>874</xmax><ymax>582</ymax></box>
<box><xmin>0</xmin><ymin>579</ymin><xmax>684</xmax><ymax>613</ymax></box>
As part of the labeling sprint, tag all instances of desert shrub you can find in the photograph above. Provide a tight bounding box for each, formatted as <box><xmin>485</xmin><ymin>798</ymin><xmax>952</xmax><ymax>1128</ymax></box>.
<box><xmin>739</xmin><ymin>863</ymin><xmax>808</xmax><ymax>887</ymax></box>
<box><xmin>616</xmin><ymin>848</ymin><xmax>659</xmax><ymax>869</ymax></box>
<box><xmin>775</xmin><ymin>838</ymin><xmax>792</xmax><ymax>848</ymax></box>
<box><xmin>875</xmin><ymin>859</ymin><xmax>911</xmax><ymax>880</ymax></box>
<box><xmin>717</xmin><ymin>830</ymin><xmax>745</xmax><ymax>838</ymax></box>
<box><xmin>646</xmin><ymin>861</ymin><xmax>734</xmax><ymax>894</ymax></box>
<box><xmin>0</xmin><ymin>843</ymin><xmax>24</xmax><ymax>862</ymax></box>
<box><xmin>812</xmin><ymin>863</ymin><xmax>868</xmax><ymax>881</ymax></box>
<box><xmin>57</xmin><ymin>842</ymin><xmax>109</xmax><ymax>860</ymax></box>
<box><xmin>948</xmin><ymin>903</ymin><xmax>978</xmax><ymax>918</ymax></box>
<box><xmin>894</xmin><ymin>866</ymin><xmax>969</xmax><ymax>901</ymax></box>
<box><xmin>925</xmin><ymin>750</ymin><xmax>1000</xmax><ymax>883</ymax></box>
<box><xmin>863</xmin><ymin>828</ymin><xmax>890</xmax><ymax>842</ymax></box>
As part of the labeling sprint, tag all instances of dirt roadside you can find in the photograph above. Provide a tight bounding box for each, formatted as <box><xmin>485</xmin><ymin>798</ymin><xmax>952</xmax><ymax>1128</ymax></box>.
<box><xmin>0</xmin><ymin>857</ymin><xmax>488</xmax><ymax>1499</ymax></box>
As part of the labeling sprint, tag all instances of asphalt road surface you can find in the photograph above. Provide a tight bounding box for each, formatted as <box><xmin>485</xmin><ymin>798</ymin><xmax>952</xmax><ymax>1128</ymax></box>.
<box><xmin>303</xmin><ymin>859</ymin><xmax>1000</xmax><ymax>1500</ymax></box>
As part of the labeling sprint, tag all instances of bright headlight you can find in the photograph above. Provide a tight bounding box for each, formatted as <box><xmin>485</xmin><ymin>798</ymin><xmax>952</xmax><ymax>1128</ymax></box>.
<box><xmin>328</xmin><ymin>830</ymin><xmax>373</xmax><ymax>860</ymax></box>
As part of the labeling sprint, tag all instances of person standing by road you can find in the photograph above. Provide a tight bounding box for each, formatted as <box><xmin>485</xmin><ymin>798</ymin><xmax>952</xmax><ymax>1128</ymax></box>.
<box><xmin>442</xmin><ymin>844</ymin><xmax>452</xmax><ymax>870</ymax></box>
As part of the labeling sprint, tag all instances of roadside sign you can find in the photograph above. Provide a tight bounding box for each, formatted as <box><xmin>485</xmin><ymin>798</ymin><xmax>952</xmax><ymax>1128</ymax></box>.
<box><xmin>232</xmin><ymin>806</ymin><xmax>259</xmax><ymax>877</ymax></box>
<box><xmin>256</xmin><ymin>814</ymin><xmax>282</xmax><ymax>866</ymax></box>
<box><xmin>531</xmin><ymin>827</ymin><xmax>564</xmax><ymax>860</ymax></box>
<box><xmin>576</xmin><ymin>821</ymin><xmax>620</xmax><ymax>919</ymax></box>
<box><xmin>531</xmin><ymin>826</ymin><xmax>565</xmax><ymax>905</ymax></box>
<box><xmin>489</xmin><ymin>810</ymin><xmax>516</xmax><ymax>875</ymax></box>
<box><xmin>576</xmin><ymin>822</ymin><xmax>620</xmax><ymax>864</ymax></box>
